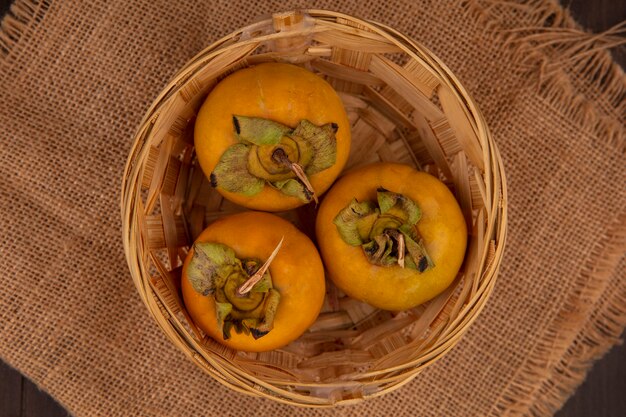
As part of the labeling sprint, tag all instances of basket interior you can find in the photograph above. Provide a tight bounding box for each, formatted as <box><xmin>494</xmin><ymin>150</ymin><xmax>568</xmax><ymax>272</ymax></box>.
<box><xmin>125</xmin><ymin>10</ymin><xmax>504</xmax><ymax>405</ymax></box>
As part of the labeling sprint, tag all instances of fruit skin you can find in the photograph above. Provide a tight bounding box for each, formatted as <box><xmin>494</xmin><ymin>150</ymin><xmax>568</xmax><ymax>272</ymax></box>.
<box><xmin>316</xmin><ymin>163</ymin><xmax>467</xmax><ymax>311</ymax></box>
<box><xmin>182</xmin><ymin>211</ymin><xmax>325</xmax><ymax>352</ymax></box>
<box><xmin>195</xmin><ymin>62</ymin><xmax>351</xmax><ymax>211</ymax></box>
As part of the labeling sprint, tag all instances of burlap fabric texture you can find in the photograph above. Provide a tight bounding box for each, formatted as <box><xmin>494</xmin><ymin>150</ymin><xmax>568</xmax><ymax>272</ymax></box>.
<box><xmin>1</xmin><ymin>0</ymin><xmax>624</xmax><ymax>416</ymax></box>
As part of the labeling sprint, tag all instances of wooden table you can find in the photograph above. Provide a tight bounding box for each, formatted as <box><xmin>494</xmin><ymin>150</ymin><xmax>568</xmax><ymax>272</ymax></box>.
<box><xmin>0</xmin><ymin>1</ymin><xmax>624</xmax><ymax>416</ymax></box>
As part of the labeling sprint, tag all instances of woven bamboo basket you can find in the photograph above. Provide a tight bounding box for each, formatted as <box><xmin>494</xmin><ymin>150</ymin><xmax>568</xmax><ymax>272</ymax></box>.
<box><xmin>121</xmin><ymin>10</ymin><xmax>507</xmax><ymax>406</ymax></box>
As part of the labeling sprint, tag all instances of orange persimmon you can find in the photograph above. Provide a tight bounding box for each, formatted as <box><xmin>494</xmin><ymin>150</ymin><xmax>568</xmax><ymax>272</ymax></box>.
<box><xmin>316</xmin><ymin>163</ymin><xmax>467</xmax><ymax>311</ymax></box>
<box><xmin>195</xmin><ymin>62</ymin><xmax>351</xmax><ymax>211</ymax></box>
<box><xmin>182</xmin><ymin>211</ymin><xmax>325</xmax><ymax>352</ymax></box>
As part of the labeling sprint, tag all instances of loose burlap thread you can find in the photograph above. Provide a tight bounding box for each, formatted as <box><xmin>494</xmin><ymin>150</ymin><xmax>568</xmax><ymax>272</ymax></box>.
<box><xmin>1</xmin><ymin>0</ymin><xmax>624</xmax><ymax>416</ymax></box>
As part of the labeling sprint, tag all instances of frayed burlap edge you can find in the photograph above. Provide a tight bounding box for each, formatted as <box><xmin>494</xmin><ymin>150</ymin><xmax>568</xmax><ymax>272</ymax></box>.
<box><xmin>1</xmin><ymin>1</ymin><xmax>624</xmax><ymax>415</ymax></box>
<box><xmin>464</xmin><ymin>0</ymin><xmax>625</xmax><ymax>151</ymax></box>
<box><xmin>0</xmin><ymin>0</ymin><xmax>49</xmax><ymax>59</ymax></box>
<box><xmin>463</xmin><ymin>1</ymin><xmax>626</xmax><ymax>416</ymax></box>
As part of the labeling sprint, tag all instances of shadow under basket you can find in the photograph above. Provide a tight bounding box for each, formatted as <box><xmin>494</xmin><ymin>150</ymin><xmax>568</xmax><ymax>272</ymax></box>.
<box><xmin>121</xmin><ymin>10</ymin><xmax>507</xmax><ymax>407</ymax></box>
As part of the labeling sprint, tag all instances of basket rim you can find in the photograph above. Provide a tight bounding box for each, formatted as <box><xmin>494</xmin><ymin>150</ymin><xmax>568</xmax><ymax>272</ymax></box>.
<box><xmin>120</xmin><ymin>9</ymin><xmax>508</xmax><ymax>407</ymax></box>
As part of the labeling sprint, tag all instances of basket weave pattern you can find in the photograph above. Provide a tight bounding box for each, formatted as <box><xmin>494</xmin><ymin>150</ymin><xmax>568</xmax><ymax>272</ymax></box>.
<box><xmin>121</xmin><ymin>10</ymin><xmax>507</xmax><ymax>406</ymax></box>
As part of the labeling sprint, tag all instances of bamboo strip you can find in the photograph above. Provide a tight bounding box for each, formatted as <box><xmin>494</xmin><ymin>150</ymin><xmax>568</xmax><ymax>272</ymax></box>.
<box><xmin>469</xmin><ymin>208</ymin><xmax>487</xmax><ymax>298</ymax></box>
<box><xmin>159</xmin><ymin>193</ymin><xmax>180</xmax><ymax>268</ymax></box>
<box><xmin>353</xmin><ymin>310</ymin><xmax>394</xmax><ymax>333</ymax></box>
<box><xmin>448</xmin><ymin>275</ymin><xmax>474</xmax><ymax>325</ymax></box>
<box><xmin>403</xmin><ymin>130</ymin><xmax>434</xmax><ymax>166</ymax></box>
<box><xmin>379</xmin><ymin>85</ymin><xmax>414</xmax><ymax>115</ymax></box>
<box><xmin>234</xmin><ymin>361</ymin><xmax>300</xmax><ymax>381</ymax></box>
<box><xmin>328</xmin><ymin>18</ymin><xmax>374</xmax><ymax>94</ymax></box>
<box><xmin>296</xmin><ymin>366</ymin><xmax>340</xmax><ymax>383</ymax></box>
<box><xmin>297</xmin><ymin>329</ymin><xmax>361</xmax><ymax>345</ymax></box>
<box><xmin>320</xmin><ymin>278</ymin><xmax>341</xmax><ymax>313</ymax></box>
<box><xmin>438</xmin><ymin>85</ymin><xmax>485</xmax><ymax>170</ymax></box>
<box><xmin>357</xmin><ymin>106</ymin><xmax>397</xmax><ymax>140</ymax></box>
<box><xmin>371</xmin><ymin>279</ymin><xmax>459</xmax><ymax>370</ymax></box>
<box><xmin>314</xmin><ymin>30</ymin><xmax>401</xmax><ymax>54</ymax></box>
<box><xmin>150</xmin><ymin>276</ymin><xmax>179</xmax><ymax>313</ymax></box>
<box><xmin>406</xmin><ymin>280</ymin><xmax>459</xmax><ymax>342</ymax></box>
<box><xmin>351</xmin><ymin>313</ymin><xmax>416</xmax><ymax>350</ymax></box>
<box><xmin>191</xmin><ymin>43</ymin><xmax>261</xmax><ymax>92</ymax></box>
<box><xmin>430</xmin><ymin>116</ymin><xmax>463</xmax><ymax>157</ymax></box>
<box><xmin>339</xmin><ymin>297</ymin><xmax>377</xmax><ymax>324</ymax></box>
<box><xmin>203</xmin><ymin>336</ymin><xmax>237</xmax><ymax>361</ymax></box>
<box><xmin>362</xmin><ymin>86</ymin><xmax>415</xmax><ymax>130</ymax></box>
<box><xmin>135</xmin><ymin>200</ymin><xmax>149</xmax><ymax>269</ymax></box>
<box><xmin>369</xmin><ymin>55</ymin><xmax>444</xmax><ymax>121</ymax></box>
<box><xmin>141</xmin><ymin>151</ymin><xmax>181</xmax><ymax>197</ymax></box>
<box><xmin>298</xmin><ymin>350</ymin><xmax>373</xmax><ymax>369</ymax></box>
<box><xmin>243</xmin><ymin>349</ymin><xmax>301</xmax><ymax>371</ymax></box>
<box><xmin>469</xmin><ymin>166</ymin><xmax>487</xmax><ymax>209</ymax></box>
<box><xmin>337</xmin><ymin>91</ymin><xmax>368</xmax><ymax>110</ymax></box>
<box><xmin>345</xmin><ymin>118</ymin><xmax>387</xmax><ymax>169</ymax></box>
<box><xmin>279</xmin><ymin>340</ymin><xmax>324</xmax><ymax>358</ymax></box>
<box><xmin>308</xmin><ymin>311</ymin><xmax>353</xmax><ymax>332</ymax></box>
<box><xmin>307</xmin><ymin>45</ymin><xmax>332</xmax><ymax>57</ymax></box>
<box><xmin>184</xmin><ymin>165</ymin><xmax>205</xmax><ymax>212</ymax></box>
<box><xmin>412</xmin><ymin>112</ymin><xmax>454</xmax><ymax>180</ymax></box>
<box><xmin>451</xmin><ymin>152</ymin><xmax>474</xmax><ymax>228</ymax></box>
<box><xmin>368</xmin><ymin>333</ymin><xmax>407</xmax><ymax>359</ymax></box>
<box><xmin>162</xmin><ymin>158</ymin><xmax>181</xmax><ymax>197</ymax></box>
<box><xmin>194</xmin><ymin>177</ymin><xmax>216</xmax><ymax>208</ymax></box>
<box><xmin>393</xmin><ymin>128</ymin><xmax>424</xmax><ymax>170</ymax></box>
<box><xmin>144</xmin><ymin>136</ymin><xmax>174</xmax><ymax>213</ymax></box>
<box><xmin>141</xmin><ymin>146</ymin><xmax>159</xmax><ymax>189</ymax></box>
<box><xmin>385</xmin><ymin>137</ymin><xmax>417</xmax><ymax>167</ymax></box>
<box><xmin>188</xmin><ymin>205</ymin><xmax>205</xmax><ymax>241</ymax></box>
<box><xmin>346</xmin><ymin>108</ymin><xmax>360</xmax><ymax>126</ymax></box>
<box><xmin>376</xmin><ymin>142</ymin><xmax>397</xmax><ymax>163</ymax></box>
<box><xmin>312</xmin><ymin>59</ymin><xmax>383</xmax><ymax>87</ymax></box>
<box><xmin>173</xmin><ymin>151</ymin><xmax>192</xmax><ymax>212</ymax></box>
<box><xmin>272</xmin><ymin>11</ymin><xmax>314</xmax><ymax>58</ymax></box>
<box><xmin>144</xmin><ymin>214</ymin><xmax>187</xmax><ymax>249</ymax></box>
<box><xmin>402</xmin><ymin>59</ymin><xmax>440</xmax><ymax>98</ymax></box>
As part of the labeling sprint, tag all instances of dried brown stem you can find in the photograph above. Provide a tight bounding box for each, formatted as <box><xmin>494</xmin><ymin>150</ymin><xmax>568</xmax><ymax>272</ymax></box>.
<box><xmin>237</xmin><ymin>237</ymin><xmax>284</xmax><ymax>295</ymax></box>
<box><xmin>397</xmin><ymin>232</ymin><xmax>405</xmax><ymax>268</ymax></box>
<box><xmin>272</xmin><ymin>148</ymin><xmax>319</xmax><ymax>204</ymax></box>
<box><xmin>386</xmin><ymin>229</ymin><xmax>405</xmax><ymax>268</ymax></box>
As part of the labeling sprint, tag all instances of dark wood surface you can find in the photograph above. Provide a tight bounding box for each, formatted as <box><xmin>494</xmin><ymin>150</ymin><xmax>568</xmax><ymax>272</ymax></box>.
<box><xmin>0</xmin><ymin>1</ymin><xmax>624</xmax><ymax>416</ymax></box>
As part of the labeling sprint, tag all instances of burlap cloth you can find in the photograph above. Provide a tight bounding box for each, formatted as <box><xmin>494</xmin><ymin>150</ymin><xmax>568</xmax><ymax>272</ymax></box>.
<box><xmin>1</xmin><ymin>0</ymin><xmax>624</xmax><ymax>415</ymax></box>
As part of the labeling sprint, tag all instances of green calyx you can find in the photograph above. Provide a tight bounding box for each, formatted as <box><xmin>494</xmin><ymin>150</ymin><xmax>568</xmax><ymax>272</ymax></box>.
<box><xmin>333</xmin><ymin>189</ymin><xmax>434</xmax><ymax>272</ymax></box>
<box><xmin>187</xmin><ymin>242</ymin><xmax>281</xmax><ymax>340</ymax></box>
<box><xmin>210</xmin><ymin>116</ymin><xmax>338</xmax><ymax>203</ymax></box>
